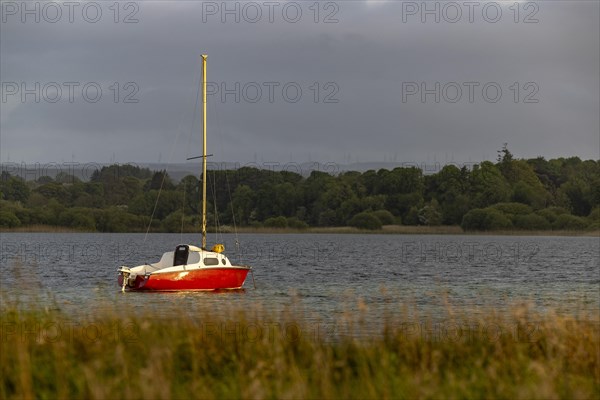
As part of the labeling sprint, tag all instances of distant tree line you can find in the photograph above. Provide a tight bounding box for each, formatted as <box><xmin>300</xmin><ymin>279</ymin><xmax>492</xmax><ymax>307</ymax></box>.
<box><xmin>1</xmin><ymin>147</ymin><xmax>599</xmax><ymax>232</ymax></box>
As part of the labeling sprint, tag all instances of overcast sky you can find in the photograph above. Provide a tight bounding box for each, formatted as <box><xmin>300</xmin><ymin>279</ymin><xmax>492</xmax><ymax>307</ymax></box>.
<box><xmin>1</xmin><ymin>0</ymin><xmax>599</xmax><ymax>168</ymax></box>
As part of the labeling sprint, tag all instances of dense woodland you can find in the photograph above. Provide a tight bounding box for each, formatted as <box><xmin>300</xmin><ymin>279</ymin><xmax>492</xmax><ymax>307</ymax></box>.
<box><xmin>1</xmin><ymin>147</ymin><xmax>599</xmax><ymax>232</ymax></box>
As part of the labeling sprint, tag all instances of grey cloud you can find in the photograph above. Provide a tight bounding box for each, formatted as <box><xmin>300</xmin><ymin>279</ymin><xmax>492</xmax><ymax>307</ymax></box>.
<box><xmin>1</xmin><ymin>1</ymin><xmax>598</xmax><ymax>165</ymax></box>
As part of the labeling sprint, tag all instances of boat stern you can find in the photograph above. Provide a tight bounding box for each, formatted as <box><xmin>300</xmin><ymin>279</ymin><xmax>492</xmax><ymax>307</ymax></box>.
<box><xmin>118</xmin><ymin>266</ymin><xmax>149</xmax><ymax>291</ymax></box>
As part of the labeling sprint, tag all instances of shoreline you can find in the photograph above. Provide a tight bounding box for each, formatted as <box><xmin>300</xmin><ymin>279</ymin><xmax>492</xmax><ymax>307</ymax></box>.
<box><xmin>1</xmin><ymin>224</ymin><xmax>598</xmax><ymax>237</ymax></box>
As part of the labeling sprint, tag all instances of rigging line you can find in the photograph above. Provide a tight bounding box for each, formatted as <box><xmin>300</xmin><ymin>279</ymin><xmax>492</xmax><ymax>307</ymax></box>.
<box><xmin>144</xmin><ymin>137</ymin><xmax>183</xmax><ymax>242</ymax></box>
<box><xmin>144</xmin><ymin>63</ymin><xmax>200</xmax><ymax>243</ymax></box>
<box><xmin>206</xmin><ymin>171</ymin><xmax>213</xmax><ymax>243</ymax></box>
<box><xmin>207</xmin><ymin>171</ymin><xmax>213</xmax><ymax>243</ymax></box>
<box><xmin>144</xmin><ymin>168</ymin><xmax>170</xmax><ymax>242</ymax></box>
<box><xmin>211</xmin><ymin>89</ymin><xmax>241</xmax><ymax>258</ymax></box>
<box><xmin>212</xmin><ymin>170</ymin><xmax>223</xmax><ymax>244</ymax></box>
<box><xmin>180</xmin><ymin>180</ymin><xmax>187</xmax><ymax>243</ymax></box>
<box><xmin>185</xmin><ymin>60</ymin><xmax>203</xmax><ymax>161</ymax></box>
<box><xmin>225</xmin><ymin>169</ymin><xmax>241</xmax><ymax>261</ymax></box>
<box><xmin>211</xmin><ymin>91</ymin><xmax>232</xmax><ymax>176</ymax></box>
<box><xmin>206</xmin><ymin>170</ymin><xmax>218</xmax><ymax>245</ymax></box>
<box><xmin>215</xmin><ymin>172</ymin><xmax>224</xmax><ymax>245</ymax></box>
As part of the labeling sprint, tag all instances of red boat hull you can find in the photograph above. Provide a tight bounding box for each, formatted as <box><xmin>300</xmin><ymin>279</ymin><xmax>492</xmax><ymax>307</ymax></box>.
<box><xmin>118</xmin><ymin>267</ymin><xmax>250</xmax><ymax>291</ymax></box>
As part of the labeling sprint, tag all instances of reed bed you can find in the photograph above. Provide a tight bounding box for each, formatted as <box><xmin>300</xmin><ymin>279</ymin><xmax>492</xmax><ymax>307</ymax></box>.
<box><xmin>1</xmin><ymin>292</ymin><xmax>598</xmax><ymax>400</ymax></box>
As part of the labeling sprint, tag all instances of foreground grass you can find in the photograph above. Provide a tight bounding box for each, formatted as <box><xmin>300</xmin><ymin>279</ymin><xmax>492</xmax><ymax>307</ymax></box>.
<box><xmin>1</xmin><ymin>300</ymin><xmax>598</xmax><ymax>400</ymax></box>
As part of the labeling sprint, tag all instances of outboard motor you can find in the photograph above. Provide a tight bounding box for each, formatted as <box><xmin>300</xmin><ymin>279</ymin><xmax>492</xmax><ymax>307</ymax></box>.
<box><xmin>173</xmin><ymin>245</ymin><xmax>189</xmax><ymax>266</ymax></box>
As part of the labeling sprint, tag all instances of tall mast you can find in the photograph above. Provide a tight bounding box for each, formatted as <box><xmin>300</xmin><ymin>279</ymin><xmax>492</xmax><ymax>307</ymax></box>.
<box><xmin>201</xmin><ymin>55</ymin><xmax>208</xmax><ymax>249</ymax></box>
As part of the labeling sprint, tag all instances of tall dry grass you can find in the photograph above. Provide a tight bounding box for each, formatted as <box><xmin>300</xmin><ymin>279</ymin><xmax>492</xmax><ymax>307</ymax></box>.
<box><xmin>1</xmin><ymin>292</ymin><xmax>598</xmax><ymax>400</ymax></box>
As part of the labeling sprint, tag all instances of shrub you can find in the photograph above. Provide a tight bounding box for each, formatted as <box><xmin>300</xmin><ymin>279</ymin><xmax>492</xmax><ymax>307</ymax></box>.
<box><xmin>27</xmin><ymin>207</ymin><xmax>54</xmax><ymax>225</ymax></box>
<box><xmin>161</xmin><ymin>210</ymin><xmax>187</xmax><ymax>233</ymax></box>
<box><xmin>286</xmin><ymin>217</ymin><xmax>308</xmax><ymax>230</ymax></box>
<box><xmin>484</xmin><ymin>210</ymin><xmax>513</xmax><ymax>230</ymax></box>
<box><xmin>536</xmin><ymin>207</ymin><xmax>570</xmax><ymax>224</ymax></box>
<box><xmin>461</xmin><ymin>209</ymin><xmax>486</xmax><ymax>230</ymax></box>
<box><xmin>490</xmin><ymin>202</ymin><xmax>533</xmax><ymax>216</ymax></box>
<box><xmin>348</xmin><ymin>212</ymin><xmax>382</xmax><ymax>230</ymax></box>
<box><xmin>93</xmin><ymin>208</ymin><xmax>144</xmax><ymax>232</ymax></box>
<box><xmin>552</xmin><ymin>214</ymin><xmax>589</xmax><ymax>230</ymax></box>
<box><xmin>0</xmin><ymin>210</ymin><xmax>21</xmax><ymax>228</ymax></box>
<box><xmin>371</xmin><ymin>210</ymin><xmax>395</xmax><ymax>225</ymax></box>
<box><xmin>511</xmin><ymin>181</ymin><xmax>547</xmax><ymax>209</ymax></box>
<box><xmin>512</xmin><ymin>213</ymin><xmax>551</xmax><ymax>230</ymax></box>
<box><xmin>264</xmin><ymin>216</ymin><xmax>288</xmax><ymax>228</ymax></box>
<box><xmin>318</xmin><ymin>209</ymin><xmax>337</xmax><ymax>227</ymax></box>
<box><xmin>13</xmin><ymin>208</ymin><xmax>32</xmax><ymax>225</ymax></box>
<box><xmin>588</xmin><ymin>207</ymin><xmax>600</xmax><ymax>224</ymax></box>
<box><xmin>588</xmin><ymin>222</ymin><xmax>600</xmax><ymax>230</ymax></box>
<box><xmin>419</xmin><ymin>204</ymin><xmax>443</xmax><ymax>226</ymax></box>
<box><xmin>58</xmin><ymin>208</ymin><xmax>96</xmax><ymax>230</ymax></box>
<box><xmin>403</xmin><ymin>206</ymin><xmax>419</xmax><ymax>226</ymax></box>
<box><xmin>461</xmin><ymin>208</ymin><xmax>513</xmax><ymax>231</ymax></box>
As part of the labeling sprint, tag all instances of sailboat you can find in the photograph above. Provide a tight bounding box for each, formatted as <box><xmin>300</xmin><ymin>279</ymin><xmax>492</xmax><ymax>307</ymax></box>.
<box><xmin>117</xmin><ymin>55</ymin><xmax>252</xmax><ymax>291</ymax></box>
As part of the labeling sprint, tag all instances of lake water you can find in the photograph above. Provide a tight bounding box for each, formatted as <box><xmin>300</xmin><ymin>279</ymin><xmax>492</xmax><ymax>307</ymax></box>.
<box><xmin>1</xmin><ymin>233</ymin><xmax>598</xmax><ymax>336</ymax></box>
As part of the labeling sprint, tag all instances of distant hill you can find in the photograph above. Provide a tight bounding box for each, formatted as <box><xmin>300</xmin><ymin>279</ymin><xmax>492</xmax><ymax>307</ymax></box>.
<box><xmin>0</xmin><ymin>160</ymin><xmax>478</xmax><ymax>182</ymax></box>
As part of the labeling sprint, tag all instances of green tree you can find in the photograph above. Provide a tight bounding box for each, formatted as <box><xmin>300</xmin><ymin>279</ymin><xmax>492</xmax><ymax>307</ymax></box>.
<box><xmin>404</xmin><ymin>206</ymin><xmax>420</xmax><ymax>226</ymax></box>
<box><xmin>338</xmin><ymin>197</ymin><xmax>363</xmax><ymax>225</ymax></box>
<box><xmin>359</xmin><ymin>170</ymin><xmax>378</xmax><ymax>195</ymax></box>
<box><xmin>312</xmin><ymin>182</ymin><xmax>355</xmax><ymax>226</ymax></box>
<box><xmin>55</xmin><ymin>172</ymin><xmax>80</xmax><ymax>184</ymax></box>
<box><xmin>469</xmin><ymin>162</ymin><xmax>511</xmax><ymax>208</ymax></box>
<box><xmin>230</xmin><ymin>184</ymin><xmax>255</xmax><ymax>225</ymax></box>
<box><xmin>419</xmin><ymin>199</ymin><xmax>443</xmax><ymax>226</ymax></box>
<box><xmin>497</xmin><ymin>143</ymin><xmax>514</xmax><ymax>165</ymax></box>
<box><xmin>527</xmin><ymin>156</ymin><xmax>563</xmax><ymax>192</ymax></box>
<box><xmin>145</xmin><ymin>170</ymin><xmax>175</xmax><ymax>192</ymax></box>
<box><xmin>36</xmin><ymin>176</ymin><xmax>54</xmax><ymax>185</ymax></box>
<box><xmin>0</xmin><ymin>175</ymin><xmax>30</xmax><ymax>203</ymax></box>
<box><xmin>385</xmin><ymin>192</ymin><xmax>423</xmax><ymax>220</ymax></box>
<box><xmin>558</xmin><ymin>177</ymin><xmax>593</xmax><ymax>216</ymax></box>
<box><xmin>497</xmin><ymin>158</ymin><xmax>550</xmax><ymax>209</ymax></box>
<box><xmin>273</xmin><ymin>182</ymin><xmax>298</xmax><ymax>217</ymax></box>
<box><xmin>0</xmin><ymin>210</ymin><xmax>21</xmax><ymax>227</ymax></box>
<box><xmin>178</xmin><ymin>175</ymin><xmax>201</xmax><ymax>215</ymax></box>
<box><xmin>318</xmin><ymin>209</ymin><xmax>337</xmax><ymax>227</ymax></box>
<box><xmin>426</xmin><ymin>165</ymin><xmax>470</xmax><ymax>223</ymax></box>
<box><xmin>512</xmin><ymin>181</ymin><xmax>548</xmax><ymax>209</ymax></box>
<box><xmin>162</xmin><ymin>210</ymin><xmax>194</xmax><ymax>233</ymax></box>
<box><xmin>376</xmin><ymin>167</ymin><xmax>423</xmax><ymax>195</ymax></box>
<box><xmin>91</xmin><ymin>164</ymin><xmax>153</xmax><ymax>182</ymax></box>
<box><xmin>34</xmin><ymin>182</ymin><xmax>68</xmax><ymax>203</ymax></box>
<box><xmin>93</xmin><ymin>207</ymin><xmax>144</xmax><ymax>232</ymax></box>
<box><xmin>303</xmin><ymin>171</ymin><xmax>335</xmax><ymax>224</ymax></box>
